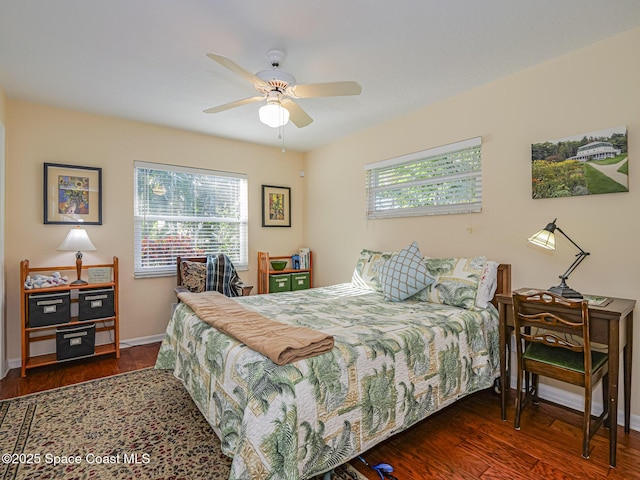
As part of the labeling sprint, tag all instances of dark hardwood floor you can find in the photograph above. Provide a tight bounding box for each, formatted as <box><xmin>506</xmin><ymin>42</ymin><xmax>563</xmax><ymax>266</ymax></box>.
<box><xmin>2</xmin><ymin>343</ymin><xmax>639</xmax><ymax>479</ymax></box>
<box><xmin>0</xmin><ymin>342</ymin><xmax>161</xmax><ymax>400</ymax></box>
<box><xmin>351</xmin><ymin>390</ymin><xmax>640</xmax><ymax>480</ymax></box>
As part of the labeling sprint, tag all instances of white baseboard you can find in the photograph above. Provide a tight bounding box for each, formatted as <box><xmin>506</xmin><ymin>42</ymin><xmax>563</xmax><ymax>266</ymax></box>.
<box><xmin>5</xmin><ymin>333</ymin><xmax>165</xmax><ymax>372</ymax></box>
<box><xmin>509</xmin><ymin>374</ymin><xmax>640</xmax><ymax>433</ymax></box>
<box><xmin>118</xmin><ymin>333</ymin><xmax>166</xmax><ymax>348</ymax></box>
<box><xmin>538</xmin><ymin>382</ymin><xmax>639</xmax><ymax>433</ymax></box>
<box><xmin>505</xmin><ymin>336</ymin><xmax>639</xmax><ymax>432</ymax></box>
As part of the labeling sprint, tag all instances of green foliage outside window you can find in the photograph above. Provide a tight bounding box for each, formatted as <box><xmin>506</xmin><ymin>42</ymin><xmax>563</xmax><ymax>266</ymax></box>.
<box><xmin>134</xmin><ymin>164</ymin><xmax>247</xmax><ymax>275</ymax></box>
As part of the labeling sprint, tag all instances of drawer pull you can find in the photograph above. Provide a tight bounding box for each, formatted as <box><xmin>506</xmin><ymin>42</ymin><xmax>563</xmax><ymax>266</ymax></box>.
<box><xmin>37</xmin><ymin>299</ymin><xmax>63</xmax><ymax>306</ymax></box>
<box><xmin>85</xmin><ymin>294</ymin><xmax>108</xmax><ymax>300</ymax></box>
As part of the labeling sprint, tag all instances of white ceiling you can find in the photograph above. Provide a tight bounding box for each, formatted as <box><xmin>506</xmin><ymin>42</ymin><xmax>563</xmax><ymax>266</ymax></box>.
<box><xmin>1</xmin><ymin>1</ymin><xmax>640</xmax><ymax>152</ymax></box>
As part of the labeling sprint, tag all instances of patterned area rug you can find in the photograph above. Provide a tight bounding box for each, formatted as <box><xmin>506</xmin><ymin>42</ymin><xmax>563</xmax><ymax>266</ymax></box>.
<box><xmin>0</xmin><ymin>368</ymin><xmax>366</xmax><ymax>480</ymax></box>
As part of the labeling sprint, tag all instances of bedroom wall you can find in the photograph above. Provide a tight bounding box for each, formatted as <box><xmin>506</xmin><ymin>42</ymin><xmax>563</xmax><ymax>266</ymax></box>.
<box><xmin>4</xmin><ymin>100</ymin><xmax>305</xmax><ymax>363</ymax></box>
<box><xmin>304</xmin><ymin>28</ymin><xmax>640</xmax><ymax>418</ymax></box>
<box><xmin>0</xmin><ymin>84</ymin><xmax>6</xmax><ymax>123</ymax></box>
<box><xmin>0</xmin><ymin>83</ymin><xmax>6</xmax><ymax>377</ymax></box>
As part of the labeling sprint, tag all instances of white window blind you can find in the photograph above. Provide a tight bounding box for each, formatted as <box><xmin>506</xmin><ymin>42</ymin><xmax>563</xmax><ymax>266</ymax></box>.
<box><xmin>365</xmin><ymin>137</ymin><xmax>482</xmax><ymax>219</ymax></box>
<box><xmin>134</xmin><ymin>161</ymin><xmax>248</xmax><ymax>278</ymax></box>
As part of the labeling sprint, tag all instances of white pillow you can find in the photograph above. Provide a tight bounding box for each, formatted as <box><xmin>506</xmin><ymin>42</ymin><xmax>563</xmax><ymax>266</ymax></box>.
<box><xmin>475</xmin><ymin>260</ymin><xmax>499</xmax><ymax>309</ymax></box>
<box><xmin>379</xmin><ymin>242</ymin><xmax>435</xmax><ymax>302</ymax></box>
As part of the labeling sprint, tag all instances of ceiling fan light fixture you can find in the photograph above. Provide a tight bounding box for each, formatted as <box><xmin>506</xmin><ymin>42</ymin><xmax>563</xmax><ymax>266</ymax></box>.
<box><xmin>205</xmin><ymin>51</ymin><xmax>360</xmax><ymax>129</ymax></box>
<box><xmin>259</xmin><ymin>99</ymin><xmax>289</xmax><ymax>128</ymax></box>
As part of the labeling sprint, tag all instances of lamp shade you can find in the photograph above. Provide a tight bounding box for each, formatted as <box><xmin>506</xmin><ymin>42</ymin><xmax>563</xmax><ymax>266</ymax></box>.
<box><xmin>259</xmin><ymin>102</ymin><xmax>290</xmax><ymax>128</ymax></box>
<box><xmin>527</xmin><ymin>220</ymin><xmax>557</xmax><ymax>250</ymax></box>
<box><xmin>527</xmin><ymin>218</ymin><xmax>589</xmax><ymax>299</ymax></box>
<box><xmin>58</xmin><ymin>226</ymin><xmax>97</xmax><ymax>252</ymax></box>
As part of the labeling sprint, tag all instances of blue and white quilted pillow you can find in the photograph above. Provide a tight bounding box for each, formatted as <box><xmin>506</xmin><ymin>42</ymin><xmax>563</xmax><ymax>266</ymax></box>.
<box><xmin>379</xmin><ymin>242</ymin><xmax>435</xmax><ymax>302</ymax></box>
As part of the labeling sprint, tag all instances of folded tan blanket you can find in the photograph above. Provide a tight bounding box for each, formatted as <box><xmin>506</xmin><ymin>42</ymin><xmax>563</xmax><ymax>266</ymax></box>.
<box><xmin>177</xmin><ymin>291</ymin><xmax>334</xmax><ymax>365</ymax></box>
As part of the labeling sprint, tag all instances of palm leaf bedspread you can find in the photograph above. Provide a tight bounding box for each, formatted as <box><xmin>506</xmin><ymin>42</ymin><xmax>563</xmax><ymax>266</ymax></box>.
<box><xmin>155</xmin><ymin>283</ymin><xmax>500</xmax><ymax>479</ymax></box>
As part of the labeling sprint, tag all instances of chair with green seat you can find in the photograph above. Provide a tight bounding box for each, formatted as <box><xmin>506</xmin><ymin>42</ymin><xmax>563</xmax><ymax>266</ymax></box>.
<box><xmin>512</xmin><ymin>290</ymin><xmax>609</xmax><ymax>460</ymax></box>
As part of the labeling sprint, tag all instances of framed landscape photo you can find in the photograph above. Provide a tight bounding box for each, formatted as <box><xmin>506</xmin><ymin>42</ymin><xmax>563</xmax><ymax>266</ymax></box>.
<box><xmin>44</xmin><ymin>163</ymin><xmax>102</xmax><ymax>224</ymax></box>
<box><xmin>531</xmin><ymin>126</ymin><xmax>628</xmax><ymax>199</ymax></box>
<box><xmin>262</xmin><ymin>185</ymin><xmax>291</xmax><ymax>227</ymax></box>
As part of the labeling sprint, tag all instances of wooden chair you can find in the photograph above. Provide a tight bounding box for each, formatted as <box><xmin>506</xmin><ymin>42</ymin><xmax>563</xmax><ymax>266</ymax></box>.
<box><xmin>176</xmin><ymin>256</ymin><xmax>253</xmax><ymax>297</ymax></box>
<box><xmin>512</xmin><ymin>290</ymin><xmax>608</xmax><ymax>460</ymax></box>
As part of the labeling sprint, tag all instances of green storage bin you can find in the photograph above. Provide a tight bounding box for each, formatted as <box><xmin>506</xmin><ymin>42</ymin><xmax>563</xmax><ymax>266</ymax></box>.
<box><xmin>290</xmin><ymin>272</ymin><xmax>310</xmax><ymax>291</ymax></box>
<box><xmin>269</xmin><ymin>274</ymin><xmax>291</xmax><ymax>293</ymax></box>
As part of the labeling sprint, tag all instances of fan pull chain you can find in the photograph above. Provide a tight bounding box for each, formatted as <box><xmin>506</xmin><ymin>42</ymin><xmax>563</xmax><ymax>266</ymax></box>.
<box><xmin>279</xmin><ymin>109</ymin><xmax>286</xmax><ymax>153</ymax></box>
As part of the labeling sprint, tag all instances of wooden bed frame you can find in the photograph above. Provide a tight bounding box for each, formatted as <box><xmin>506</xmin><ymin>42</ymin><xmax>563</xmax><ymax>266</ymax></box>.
<box><xmin>493</xmin><ymin>263</ymin><xmax>512</xmax><ymax>306</ymax></box>
<box><xmin>163</xmin><ymin>262</ymin><xmax>512</xmax><ymax>480</ymax></box>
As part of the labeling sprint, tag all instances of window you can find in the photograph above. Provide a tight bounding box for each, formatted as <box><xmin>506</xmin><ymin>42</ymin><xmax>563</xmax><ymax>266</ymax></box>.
<box><xmin>365</xmin><ymin>137</ymin><xmax>482</xmax><ymax>219</ymax></box>
<box><xmin>134</xmin><ymin>161</ymin><xmax>248</xmax><ymax>278</ymax></box>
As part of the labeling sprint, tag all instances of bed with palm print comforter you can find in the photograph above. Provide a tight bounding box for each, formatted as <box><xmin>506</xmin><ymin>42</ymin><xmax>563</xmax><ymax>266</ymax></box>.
<box><xmin>155</xmin><ymin>278</ymin><xmax>505</xmax><ymax>480</ymax></box>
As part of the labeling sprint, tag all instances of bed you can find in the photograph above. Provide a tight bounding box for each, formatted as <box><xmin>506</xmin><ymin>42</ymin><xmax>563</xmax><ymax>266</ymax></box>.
<box><xmin>156</xmin><ymin>246</ymin><xmax>511</xmax><ymax>480</ymax></box>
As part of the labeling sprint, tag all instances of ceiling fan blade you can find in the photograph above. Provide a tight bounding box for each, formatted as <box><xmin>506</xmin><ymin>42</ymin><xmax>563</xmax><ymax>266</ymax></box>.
<box><xmin>206</xmin><ymin>53</ymin><xmax>269</xmax><ymax>89</ymax></box>
<box><xmin>281</xmin><ymin>98</ymin><xmax>313</xmax><ymax>127</ymax></box>
<box><xmin>291</xmin><ymin>81</ymin><xmax>362</xmax><ymax>98</ymax></box>
<box><xmin>203</xmin><ymin>96</ymin><xmax>264</xmax><ymax>114</ymax></box>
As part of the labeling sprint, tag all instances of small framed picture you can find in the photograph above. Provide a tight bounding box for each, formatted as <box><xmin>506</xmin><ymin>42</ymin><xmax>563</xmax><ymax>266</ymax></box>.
<box><xmin>262</xmin><ymin>185</ymin><xmax>291</xmax><ymax>227</ymax></box>
<box><xmin>44</xmin><ymin>163</ymin><xmax>102</xmax><ymax>225</ymax></box>
<box><xmin>88</xmin><ymin>267</ymin><xmax>112</xmax><ymax>284</ymax></box>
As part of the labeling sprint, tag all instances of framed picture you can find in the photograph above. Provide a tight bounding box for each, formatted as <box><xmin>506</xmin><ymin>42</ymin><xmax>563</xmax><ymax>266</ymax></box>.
<box><xmin>262</xmin><ymin>185</ymin><xmax>291</xmax><ymax>227</ymax></box>
<box><xmin>531</xmin><ymin>126</ymin><xmax>628</xmax><ymax>199</ymax></box>
<box><xmin>44</xmin><ymin>163</ymin><xmax>102</xmax><ymax>224</ymax></box>
<box><xmin>88</xmin><ymin>267</ymin><xmax>112</xmax><ymax>283</ymax></box>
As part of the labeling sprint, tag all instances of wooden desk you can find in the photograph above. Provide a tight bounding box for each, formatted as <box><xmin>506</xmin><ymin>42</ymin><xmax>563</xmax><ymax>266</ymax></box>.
<box><xmin>496</xmin><ymin>289</ymin><xmax>635</xmax><ymax>467</ymax></box>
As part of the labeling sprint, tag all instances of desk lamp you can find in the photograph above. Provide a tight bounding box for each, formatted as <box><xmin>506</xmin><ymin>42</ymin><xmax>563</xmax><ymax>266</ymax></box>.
<box><xmin>58</xmin><ymin>226</ymin><xmax>97</xmax><ymax>285</ymax></box>
<box><xmin>527</xmin><ymin>218</ymin><xmax>590</xmax><ymax>299</ymax></box>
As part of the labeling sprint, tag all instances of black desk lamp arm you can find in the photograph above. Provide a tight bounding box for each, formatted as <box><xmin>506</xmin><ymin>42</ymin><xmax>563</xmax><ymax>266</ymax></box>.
<box><xmin>556</xmin><ymin>226</ymin><xmax>590</xmax><ymax>281</ymax></box>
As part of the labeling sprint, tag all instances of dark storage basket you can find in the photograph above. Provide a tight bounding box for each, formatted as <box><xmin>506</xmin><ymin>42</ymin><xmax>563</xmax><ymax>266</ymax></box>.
<box><xmin>56</xmin><ymin>323</ymin><xmax>96</xmax><ymax>361</ymax></box>
<box><xmin>78</xmin><ymin>287</ymin><xmax>115</xmax><ymax>321</ymax></box>
<box><xmin>28</xmin><ymin>291</ymin><xmax>71</xmax><ymax>327</ymax></box>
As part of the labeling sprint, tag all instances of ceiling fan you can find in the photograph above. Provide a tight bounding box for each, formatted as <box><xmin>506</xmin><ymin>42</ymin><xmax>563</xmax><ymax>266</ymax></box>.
<box><xmin>204</xmin><ymin>49</ymin><xmax>362</xmax><ymax>128</ymax></box>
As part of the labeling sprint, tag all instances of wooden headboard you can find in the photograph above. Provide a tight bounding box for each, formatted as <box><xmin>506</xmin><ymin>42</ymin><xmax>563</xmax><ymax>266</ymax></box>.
<box><xmin>492</xmin><ymin>264</ymin><xmax>512</xmax><ymax>307</ymax></box>
<box><xmin>176</xmin><ymin>257</ymin><xmax>510</xmax><ymax>303</ymax></box>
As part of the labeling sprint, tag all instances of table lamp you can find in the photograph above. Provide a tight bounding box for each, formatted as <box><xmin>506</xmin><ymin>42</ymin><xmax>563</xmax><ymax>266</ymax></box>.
<box><xmin>58</xmin><ymin>226</ymin><xmax>97</xmax><ymax>285</ymax></box>
<box><xmin>527</xmin><ymin>218</ymin><xmax>590</xmax><ymax>299</ymax></box>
